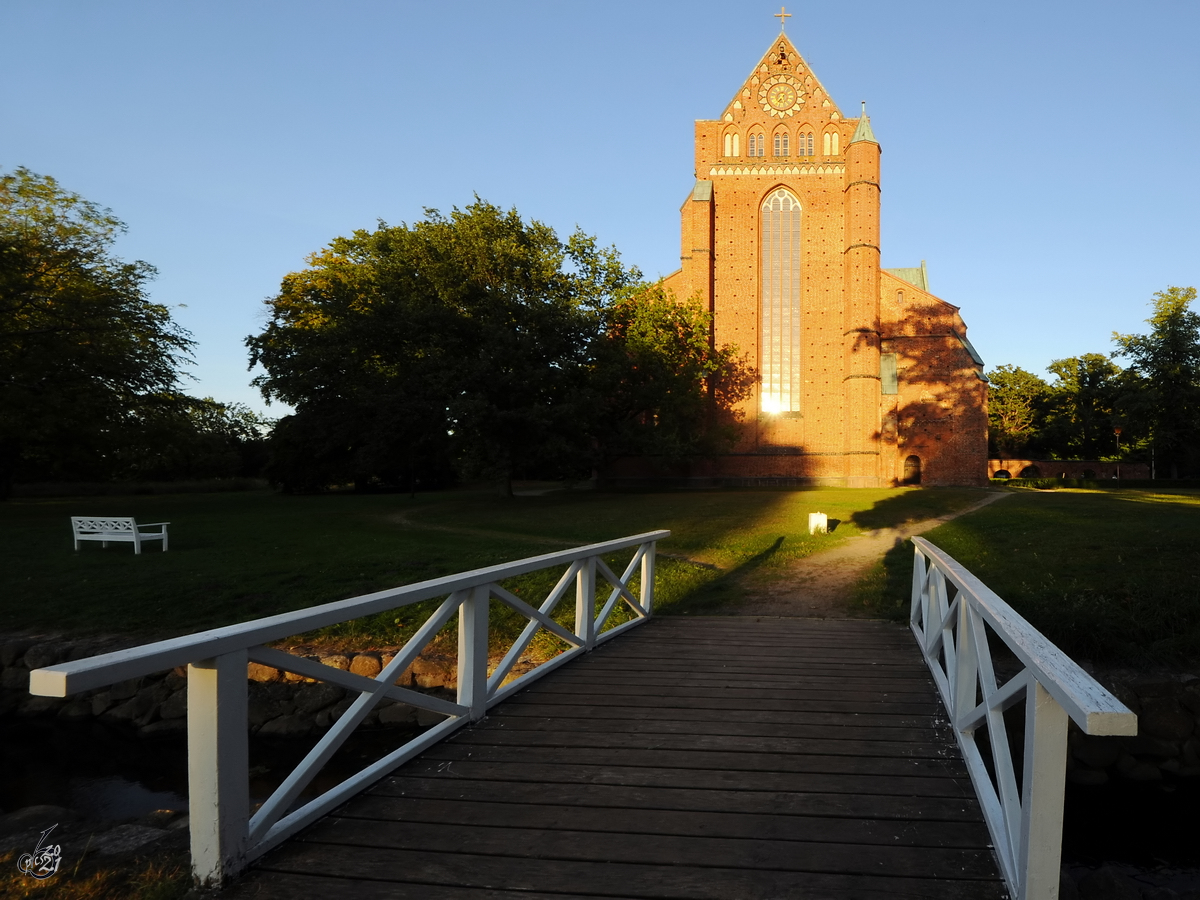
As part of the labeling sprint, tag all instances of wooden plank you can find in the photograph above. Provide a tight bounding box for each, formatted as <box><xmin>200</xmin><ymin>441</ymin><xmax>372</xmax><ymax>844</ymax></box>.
<box><xmin>226</xmin><ymin>870</ymin><xmax>580</xmax><ymax>899</ymax></box>
<box><xmin>392</xmin><ymin>757</ymin><xmax>975</xmax><ymax>796</ymax></box>
<box><xmin>518</xmin><ymin>680</ymin><xmax>940</xmax><ymax>702</ymax></box>
<box><xmin>292</xmin><ymin>817</ymin><xmax>1001</xmax><ymax>879</ymax></box>
<box><xmin>419</xmin><ymin>742</ymin><xmax>970</xmax><ymax>779</ymax></box>
<box><xmin>496</xmin><ymin>691</ymin><xmax>943</xmax><ymax>715</ymax></box>
<box><xmin>339</xmin><ymin>794</ymin><xmax>993</xmax><ymax>848</ymax></box>
<box><xmin>370</xmin><ymin>774</ymin><xmax>990</xmax><ymax>822</ymax></box>
<box><xmin>490</xmin><ymin>702</ymin><xmax>940</xmax><ymax>729</ymax></box>
<box><xmin>446</xmin><ymin>727</ymin><xmax>955</xmax><ymax>760</ymax></box>
<box><xmin>247</xmin><ymin>843</ymin><xmax>1006</xmax><ymax>899</ymax></box>
<box><xmin>226</xmin><ymin>616</ymin><xmax>1002</xmax><ymax>898</ymax></box>
<box><xmin>474</xmin><ymin>711</ymin><xmax>943</xmax><ymax>742</ymax></box>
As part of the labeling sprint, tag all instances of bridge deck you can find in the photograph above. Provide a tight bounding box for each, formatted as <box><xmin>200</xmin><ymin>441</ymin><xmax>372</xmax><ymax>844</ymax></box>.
<box><xmin>230</xmin><ymin>617</ymin><xmax>1006</xmax><ymax>899</ymax></box>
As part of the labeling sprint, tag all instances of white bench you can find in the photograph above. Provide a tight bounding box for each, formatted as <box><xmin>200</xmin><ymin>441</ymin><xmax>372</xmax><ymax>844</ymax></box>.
<box><xmin>71</xmin><ymin>517</ymin><xmax>170</xmax><ymax>554</ymax></box>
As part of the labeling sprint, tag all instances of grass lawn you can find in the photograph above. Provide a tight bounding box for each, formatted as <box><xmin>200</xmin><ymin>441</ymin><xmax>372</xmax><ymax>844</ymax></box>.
<box><xmin>856</xmin><ymin>487</ymin><xmax>1200</xmax><ymax>666</ymax></box>
<box><xmin>1</xmin><ymin>485</ymin><xmax>986</xmax><ymax>650</ymax></box>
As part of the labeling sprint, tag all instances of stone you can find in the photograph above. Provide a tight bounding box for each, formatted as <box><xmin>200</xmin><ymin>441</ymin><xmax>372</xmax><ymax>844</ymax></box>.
<box><xmin>164</xmin><ymin>671</ymin><xmax>187</xmax><ymax>690</ymax></box>
<box><xmin>295</xmin><ymin>682</ymin><xmax>346</xmax><ymax>715</ymax></box>
<box><xmin>1059</xmin><ymin>868</ymin><xmax>1081</xmax><ymax>900</ymax></box>
<box><xmin>56</xmin><ymin>699</ymin><xmax>93</xmax><ymax>720</ymax></box>
<box><xmin>1077</xmin><ymin>865</ymin><xmax>1143</xmax><ymax>900</ymax></box>
<box><xmin>1121</xmin><ymin>761</ymin><xmax>1162</xmax><ymax>782</ymax></box>
<box><xmin>1139</xmin><ymin>697</ymin><xmax>1195</xmax><ymax>741</ymax></box>
<box><xmin>247</xmin><ymin>663</ymin><xmax>281</xmax><ymax>683</ymax></box>
<box><xmin>1071</xmin><ymin>733</ymin><xmax>1122</xmax><ymax>770</ymax></box>
<box><xmin>109</xmin><ymin>677</ymin><xmax>143</xmax><ymax>701</ymax></box>
<box><xmin>168</xmin><ymin>814</ymin><xmax>190</xmax><ymax>831</ymax></box>
<box><xmin>417</xmin><ymin>708</ymin><xmax>449</xmax><ymax>728</ymax></box>
<box><xmin>248</xmin><ymin>695</ymin><xmax>295</xmax><ymax>728</ymax></box>
<box><xmin>377</xmin><ymin>703</ymin><xmax>417</xmax><ymax>726</ymax></box>
<box><xmin>1066</xmin><ymin>766</ymin><xmax>1109</xmax><ymax>786</ymax></box>
<box><xmin>0</xmin><ymin>637</ymin><xmax>35</xmax><ymax>667</ymax></box>
<box><xmin>1180</xmin><ymin>687</ymin><xmax>1200</xmax><ymax>716</ymax></box>
<box><xmin>22</xmin><ymin>641</ymin><xmax>69</xmax><ymax>670</ymax></box>
<box><xmin>17</xmin><ymin>696</ymin><xmax>64</xmax><ymax>717</ymax></box>
<box><xmin>158</xmin><ymin>690</ymin><xmax>187</xmax><ymax>720</ymax></box>
<box><xmin>1143</xmin><ymin>889</ymin><xmax>1181</xmax><ymax>900</ymax></box>
<box><xmin>1123</xmin><ymin>735</ymin><xmax>1180</xmax><ymax>758</ymax></box>
<box><xmin>91</xmin><ymin>824</ymin><xmax>170</xmax><ymax>856</ymax></box>
<box><xmin>0</xmin><ymin>805</ymin><xmax>79</xmax><ymax>836</ymax></box>
<box><xmin>139</xmin><ymin>718</ymin><xmax>186</xmax><ymax>737</ymax></box>
<box><xmin>1158</xmin><ymin>758</ymin><xmax>1182</xmax><ymax>774</ymax></box>
<box><xmin>1110</xmin><ymin>684</ymin><xmax>1142</xmax><ymax>717</ymax></box>
<box><xmin>321</xmin><ymin>654</ymin><xmax>351</xmax><ymax>671</ymax></box>
<box><xmin>1</xmin><ymin>666</ymin><xmax>29</xmax><ymax>690</ymax></box>
<box><xmin>258</xmin><ymin>714</ymin><xmax>313</xmax><ymax>737</ymax></box>
<box><xmin>1129</xmin><ymin>675</ymin><xmax>1181</xmax><ymax>699</ymax></box>
<box><xmin>381</xmin><ymin>653</ymin><xmax>416</xmax><ymax>686</ymax></box>
<box><xmin>91</xmin><ymin>691</ymin><xmax>114</xmax><ymax>716</ymax></box>
<box><xmin>412</xmin><ymin>655</ymin><xmax>457</xmax><ymax>690</ymax></box>
<box><xmin>104</xmin><ymin>692</ymin><xmax>157</xmax><ymax>723</ymax></box>
<box><xmin>349</xmin><ymin>653</ymin><xmax>382</xmax><ymax>679</ymax></box>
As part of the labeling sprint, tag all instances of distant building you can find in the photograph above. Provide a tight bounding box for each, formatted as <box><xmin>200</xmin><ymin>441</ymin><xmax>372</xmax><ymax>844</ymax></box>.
<box><xmin>629</xmin><ymin>28</ymin><xmax>988</xmax><ymax>487</ymax></box>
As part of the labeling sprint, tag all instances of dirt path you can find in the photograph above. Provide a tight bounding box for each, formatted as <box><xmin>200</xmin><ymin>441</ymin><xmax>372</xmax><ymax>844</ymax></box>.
<box><xmin>731</xmin><ymin>491</ymin><xmax>1012</xmax><ymax>618</ymax></box>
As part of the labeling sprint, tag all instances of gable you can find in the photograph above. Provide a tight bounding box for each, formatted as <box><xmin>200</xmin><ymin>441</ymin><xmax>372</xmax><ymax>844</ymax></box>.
<box><xmin>718</xmin><ymin>34</ymin><xmax>844</xmax><ymax>129</ymax></box>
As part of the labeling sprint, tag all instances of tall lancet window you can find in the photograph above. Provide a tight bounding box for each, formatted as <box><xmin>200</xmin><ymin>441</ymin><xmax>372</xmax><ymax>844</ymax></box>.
<box><xmin>760</xmin><ymin>188</ymin><xmax>802</xmax><ymax>414</ymax></box>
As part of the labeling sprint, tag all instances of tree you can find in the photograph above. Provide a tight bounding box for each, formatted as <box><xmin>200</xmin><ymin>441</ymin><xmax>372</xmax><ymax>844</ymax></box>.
<box><xmin>593</xmin><ymin>284</ymin><xmax>755</xmax><ymax>463</ymax></box>
<box><xmin>0</xmin><ymin>167</ymin><xmax>195</xmax><ymax>493</ymax></box>
<box><xmin>986</xmin><ymin>365</ymin><xmax>1049</xmax><ymax>457</ymax></box>
<box><xmin>248</xmin><ymin>201</ymin><xmax>753</xmax><ymax>493</ymax></box>
<box><xmin>1042</xmin><ymin>353</ymin><xmax>1122</xmax><ymax>459</ymax></box>
<box><xmin>1114</xmin><ymin>286</ymin><xmax>1200</xmax><ymax>477</ymax></box>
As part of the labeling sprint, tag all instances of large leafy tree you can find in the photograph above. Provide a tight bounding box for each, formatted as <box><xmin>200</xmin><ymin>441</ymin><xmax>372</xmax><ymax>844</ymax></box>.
<box><xmin>1114</xmin><ymin>286</ymin><xmax>1200</xmax><ymax>477</ymax></box>
<box><xmin>986</xmin><ymin>365</ymin><xmax>1050</xmax><ymax>457</ymax></box>
<box><xmin>0</xmin><ymin>167</ymin><xmax>195</xmax><ymax>492</ymax></box>
<box><xmin>248</xmin><ymin>200</ymin><xmax>753</xmax><ymax>492</ymax></box>
<box><xmin>1042</xmin><ymin>353</ymin><xmax>1123</xmax><ymax>459</ymax></box>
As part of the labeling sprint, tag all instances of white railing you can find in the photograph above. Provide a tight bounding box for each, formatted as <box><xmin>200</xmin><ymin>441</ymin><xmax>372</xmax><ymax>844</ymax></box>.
<box><xmin>910</xmin><ymin>537</ymin><xmax>1136</xmax><ymax>900</ymax></box>
<box><xmin>29</xmin><ymin>530</ymin><xmax>667</xmax><ymax>886</ymax></box>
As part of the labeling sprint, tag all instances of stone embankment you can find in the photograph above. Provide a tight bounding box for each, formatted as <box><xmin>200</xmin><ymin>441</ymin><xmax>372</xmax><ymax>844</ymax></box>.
<box><xmin>1066</xmin><ymin>672</ymin><xmax>1200</xmax><ymax>785</ymax></box>
<box><xmin>0</xmin><ymin>634</ymin><xmax>525</xmax><ymax>737</ymax></box>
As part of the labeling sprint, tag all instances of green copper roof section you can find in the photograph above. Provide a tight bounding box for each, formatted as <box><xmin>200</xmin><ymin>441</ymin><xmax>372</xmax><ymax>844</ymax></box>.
<box><xmin>884</xmin><ymin>260</ymin><xmax>928</xmax><ymax>292</ymax></box>
<box><xmin>849</xmin><ymin>101</ymin><xmax>877</xmax><ymax>144</ymax></box>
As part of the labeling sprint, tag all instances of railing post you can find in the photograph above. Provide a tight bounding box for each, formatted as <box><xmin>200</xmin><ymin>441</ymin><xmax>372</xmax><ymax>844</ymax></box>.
<box><xmin>457</xmin><ymin>585</ymin><xmax>489</xmax><ymax>720</ymax></box>
<box><xmin>1019</xmin><ymin>680</ymin><xmax>1070</xmax><ymax>900</ymax></box>
<box><xmin>187</xmin><ymin>649</ymin><xmax>249</xmax><ymax>886</ymax></box>
<box><xmin>576</xmin><ymin>555</ymin><xmax>596</xmax><ymax>650</ymax></box>
<box><xmin>640</xmin><ymin>541</ymin><xmax>656</xmax><ymax>615</ymax></box>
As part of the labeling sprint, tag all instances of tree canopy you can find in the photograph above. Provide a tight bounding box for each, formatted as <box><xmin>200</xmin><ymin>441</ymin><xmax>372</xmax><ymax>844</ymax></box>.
<box><xmin>248</xmin><ymin>200</ymin><xmax>753</xmax><ymax>492</ymax></box>
<box><xmin>988</xmin><ymin>286</ymin><xmax>1200</xmax><ymax>476</ymax></box>
<box><xmin>0</xmin><ymin>167</ymin><xmax>199</xmax><ymax>491</ymax></box>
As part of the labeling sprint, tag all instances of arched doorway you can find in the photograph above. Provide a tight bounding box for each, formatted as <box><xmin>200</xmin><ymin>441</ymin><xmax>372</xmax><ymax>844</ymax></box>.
<box><xmin>903</xmin><ymin>455</ymin><xmax>921</xmax><ymax>485</ymax></box>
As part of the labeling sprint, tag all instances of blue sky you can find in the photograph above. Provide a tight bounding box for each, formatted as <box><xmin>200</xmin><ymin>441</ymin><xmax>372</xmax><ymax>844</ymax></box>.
<box><xmin>5</xmin><ymin>0</ymin><xmax>1197</xmax><ymax>417</ymax></box>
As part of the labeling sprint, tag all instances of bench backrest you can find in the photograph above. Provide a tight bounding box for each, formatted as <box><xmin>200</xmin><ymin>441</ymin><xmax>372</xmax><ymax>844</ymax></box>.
<box><xmin>71</xmin><ymin>517</ymin><xmax>136</xmax><ymax>534</ymax></box>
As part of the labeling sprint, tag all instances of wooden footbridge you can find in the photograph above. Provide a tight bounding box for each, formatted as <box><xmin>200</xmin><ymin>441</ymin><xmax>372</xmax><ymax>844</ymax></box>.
<box><xmin>30</xmin><ymin>531</ymin><xmax>1136</xmax><ymax>900</ymax></box>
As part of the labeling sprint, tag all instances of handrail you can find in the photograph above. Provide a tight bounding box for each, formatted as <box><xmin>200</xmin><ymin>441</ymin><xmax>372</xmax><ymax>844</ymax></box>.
<box><xmin>29</xmin><ymin>530</ymin><xmax>668</xmax><ymax>886</ymax></box>
<box><xmin>909</xmin><ymin>537</ymin><xmax>1136</xmax><ymax>900</ymax></box>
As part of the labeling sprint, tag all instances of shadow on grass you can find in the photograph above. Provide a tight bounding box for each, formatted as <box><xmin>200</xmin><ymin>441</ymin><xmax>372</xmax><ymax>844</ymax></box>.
<box><xmin>849</xmin><ymin>487</ymin><xmax>987</xmax><ymax>532</ymax></box>
<box><xmin>855</xmin><ymin>536</ymin><xmax>915</xmax><ymax>622</ymax></box>
<box><xmin>658</xmin><ymin>536</ymin><xmax>787</xmax><ymax>617</ymax></box>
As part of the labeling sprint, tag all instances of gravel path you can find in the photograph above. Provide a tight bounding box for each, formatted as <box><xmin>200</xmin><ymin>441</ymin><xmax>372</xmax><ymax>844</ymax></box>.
<box><xmin>731</xmin><ymin>491</ymin><xmax>1012</xmax><ymax>618</ymax></box>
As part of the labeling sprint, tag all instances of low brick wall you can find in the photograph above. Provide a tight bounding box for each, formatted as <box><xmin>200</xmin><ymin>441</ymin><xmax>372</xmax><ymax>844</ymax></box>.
<box><xmin>989</xmin><ymin>458</ymin><xmax>1150</xmax><ymax>480</ymax></box>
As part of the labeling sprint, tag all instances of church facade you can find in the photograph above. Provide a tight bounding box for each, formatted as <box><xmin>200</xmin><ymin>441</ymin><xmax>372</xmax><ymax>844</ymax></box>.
<box><xmin>651</xmin><ymin>30</ymin><xmax>987</xmax><ymax>487</ymax></box>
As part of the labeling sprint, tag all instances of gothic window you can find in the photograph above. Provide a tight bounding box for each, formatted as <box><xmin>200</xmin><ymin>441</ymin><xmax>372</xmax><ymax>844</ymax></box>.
<box><xmin>760</xmin><ymin>188</ymin><xmax>802</xmax><ymax>414</ymax></box>
<box><xmin>805</xmin><ymin>132</ymin><xmax>814</xmax><ymax>156</ymax></box>
<box><xmin>724</xmin><ymin>132</ymin><xmax>732</xmax><ymax>157</ymax></box>
<box><xmin>748</xmin><ymin>133</ymin><xmax>766</xmax><ymax>157</ymax></box>
<box><xmin>773</xmin><ymin>132</ymin><xmax>789</xmax><ymax>157</ymax></box>
<box><xmin>823</xmin><ymin>132</ymin><xmax>831</xmax><ymax>155</ymax></box>
<box><xmin>733</xmin><ymin>133</ymin><xmax>740</xmax><ymax>156</ymax></box>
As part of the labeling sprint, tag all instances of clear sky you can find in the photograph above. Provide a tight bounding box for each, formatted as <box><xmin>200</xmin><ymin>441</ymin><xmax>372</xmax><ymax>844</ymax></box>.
<box><xmin>5</xmin><ymin>0</ymin><xmax>1197</xmax><ymax>417</ymax></box>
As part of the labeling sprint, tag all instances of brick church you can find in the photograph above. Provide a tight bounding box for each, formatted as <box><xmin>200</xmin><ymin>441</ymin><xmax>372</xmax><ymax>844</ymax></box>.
<box><xmin>644</xmin><ymin>24</ymin><xmax>988</xmax><ymax>487</ymax></box>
